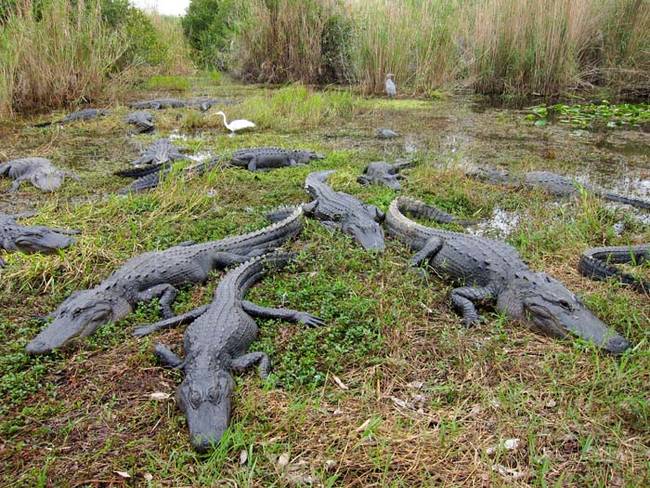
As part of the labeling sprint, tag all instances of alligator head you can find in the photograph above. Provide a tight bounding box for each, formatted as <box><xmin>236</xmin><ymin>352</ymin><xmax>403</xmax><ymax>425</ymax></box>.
<box><xmin>341</xmin><ymin>215</ymin><xmax>385</xmax><ymax>251</ymax></box>
<box><xmin>14</xmin><ymin>228</ymin><xmax>75</xmax><ymax>253</ymax></box>
<box><xmin>25</xmin><ymin>289</ymin><xmax>131</xmax><ymax>354</ymax></box>
<box><xmin>177</xmin><ymin>368</ymin><xmax>235</xmax><ymax>452</ymax></box>
<box><xmin>498</xmin><ymin>272</ymin><xmax>630</xmax><ymax>354</ymax></box>
<box><xmin>294</xmin><ymin>150</ymin><xmax>325</xmax><ymax>164</ymax></box>
<box><xmin>30</xmin><ymin>170</ymin><xmax>65</xmax><ymax>192</ymax></box>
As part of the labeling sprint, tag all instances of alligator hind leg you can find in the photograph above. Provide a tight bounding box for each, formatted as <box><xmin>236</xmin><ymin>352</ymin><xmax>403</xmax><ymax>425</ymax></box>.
<box><xmin>242</xmin><ymin>301</ymin><xmax>325</xmax><ymax>327</ymax></box>
<box><xmin>154</xmin><ymin>343</ymin><xmax>184</xmax><ymax>368</ymax></box>
<box><xmin>411</xmin><ymin>237</ymin><xmax>444</xmax><ymax>267</ymax></box>
<box><xmin>450</xmin><ymin>286</ymin><xmax>495</xmax><ymax>327</ymax></box>
<box><xmin>231</xmin><ymin>352</ymin><xmax>271</xmax><ymax>379</ymax></box>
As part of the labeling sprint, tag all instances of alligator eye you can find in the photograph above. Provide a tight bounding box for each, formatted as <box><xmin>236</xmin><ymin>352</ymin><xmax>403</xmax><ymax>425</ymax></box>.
<box><xmin>189</xmin><ymin>389</ymin><xmax>202</xmax><ymax>408</ymax></box>
<box><xmin>207</xmin><ymin>386</ymin><xmax>221</xmax><ymax>404</ymax></box>
<box><xmin>557</xmin><ymin>299</ymin><xmax>573</xmax><ymax>311</ymax></box>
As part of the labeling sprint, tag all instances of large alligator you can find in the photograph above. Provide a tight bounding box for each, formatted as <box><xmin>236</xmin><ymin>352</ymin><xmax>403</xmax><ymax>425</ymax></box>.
<box><xmin>228</xmin><ymin>147</ymin><xmax>324</xmax><ymax>171</ymax></box>
<box><xmin>125</xmin><ymin>111</ymin><xmax>155</xmax><ymax>134</ymax></box>
<box><xmin>25</xmin><ymin>207</ymin><xmax>304</xmax><ymax>354</ymax></box>
<box><xmin>269</xmin><ymin>170</ymin><xmax>385</xmax><ymax>251</ymax></box>
<box><xmin>357</xmin><ymin>159</ymin><xmax>414</xmax><ymax>190</ymax></box>
<box><xmin>0</xmin><ymin>157</ymin><xmax>76</xmax><ymax>192</ymax></box>
<box><xmin>578</xmin><ymin>244</ymin><xmax>649</xmax><ymax>293</ymax></box>
<box><xmin>470</xmin><ymin>168</ymin><xmax>650</xmax><ymax>210</ymax></box>
<box><xmin>118</xmin><ymin>159</ymin><xmax>218</xmax><ymax>194</ymax></box>
<box><xmin>385</xmin><ymin>196</ymin><xmax>631</xmax><ymax>353</ymax></box>
<box><xmin>34</xmin><ymin>108</ymin><xmax>108</xmax><ymax>127</ymax></box>
<box><xmin>129</xmin><ymin>98</ymin><xmax>231</xmax><ymax>112</ymax></box>
<box><xmin>132</xmin><ymin>253</ymin><xmax>324</xmax><ymax>452</ymax></box>
<box><xmin>0</xmin><ymin>213</ymin><xmax>76</xmax><ymax>267</ymax></box>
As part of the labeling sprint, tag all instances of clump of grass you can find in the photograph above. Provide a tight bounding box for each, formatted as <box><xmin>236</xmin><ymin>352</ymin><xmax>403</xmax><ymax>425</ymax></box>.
<box><xmin>233</xmin><ymin>0</ymin><xmax>351</xmax><ymax>84</ymax></box>
<box><xmin>0</xmin><ymin>0</ymin><xmax>129</xmax><ymax>115</ymax></box>
<box><xmin>235</xmin><ymin>84</ymin><xmax>358</xmax><ymax>131</ymax></box>
<box><xmin>350</xmin><ymin>0</ymin><xmax>460</xmax><ymax>95</ymax></box>
<box><xmin>146</xmin><ymin>75</ymin><xmax>190</xmax><ymax>91</ymax></box>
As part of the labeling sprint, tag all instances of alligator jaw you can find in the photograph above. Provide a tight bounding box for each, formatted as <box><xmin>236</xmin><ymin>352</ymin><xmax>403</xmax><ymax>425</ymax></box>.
<box><xmin>178</xmin><ymin>370</ymin><xmax>235</xmax><ymax>452</ymax></box>
<box><xmin>345</xmin><ymin>223</ymin><xmax>385</xmax><ymax>251</ymax></box>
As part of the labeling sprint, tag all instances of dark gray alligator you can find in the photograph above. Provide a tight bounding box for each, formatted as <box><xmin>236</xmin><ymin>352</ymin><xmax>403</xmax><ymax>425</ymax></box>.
<box><xmin>132</xmin><ymin>252</ymin><xmax>324</xmax><ymax>452</ymax></box>
<box><xmin>125</xmin><ymin>111</ymin><xmax>155</xmax><ymax>133</ymax></box>
<box><xmin>0</xmin><ymin>157</ymin><xmax>76</xmax><ymax>192</ymax></box>
<box><xmin>578</xmin><ymin>244</ymin><xmax>649</xmax><ymax>293</ymax></box>
<box><xmin>470</xmin><ymin>168</ymin><xmax>650</xmax><ymax>210</ymax></box>
<box><xmin>118</xmin><ymin>158</ymin><xmax>218</xmax><ymax>194</ymax></box>
<box><xmin>270</xmin><ymin>170</ymin><xmax>385</xmax><ymax>251</ymax></box>
<box><xmin>34</xmin><ymin>108</ymin><xmax>108</xmax><ymax>127</ymax></box>
<box><xmin>357</xmin><ymin>159</ymin><xmax>414</xmax><ymax>190</ymax></box>
<box><xmin>385</xmin><ymin>196</ymin><xmax>631</xmax><ymax>353</ymax></box>
<box><xmin>129</xmin><ymin>138</ymin><xmax>186</xmax><ymax>167</ymax></box>
<box><xmin>229</xmin><ymin>147</ymin><xmax>324</xmax><ymax>171</ymax></box>
<box><xmin>129</xmin><ymin>98</ymin><xmax>231</xmax><ymax>112</ymax></box>
<box><xmin>0</xmin><ymin>213</ymin><xmax>76</xmax><ymax>267</ymax></box>
<box><xmin>25</xmin><ymin>207</ymin><xmax>304</xmax><ymax>354</ymax></box>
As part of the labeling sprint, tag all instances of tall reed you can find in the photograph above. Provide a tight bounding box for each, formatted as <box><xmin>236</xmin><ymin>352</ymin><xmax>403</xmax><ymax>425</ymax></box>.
<box><xmin>232</xmin><ymin>0</ymin><xmax>349</xmax><ymax>84</ymax></box>
<box><xmin>0</xmin><ymin>0</ymin><xmax>129</xmax><ymax>115</ymax></box>
<box><xmin>350</xmin><ymin>0</ymin><xmax>461</xmax><ymax>95</ymax></box>
<box><xmin>466</xmin><ymin>0</ymin><xmax>603</xmax><ymax>95</ymax></box>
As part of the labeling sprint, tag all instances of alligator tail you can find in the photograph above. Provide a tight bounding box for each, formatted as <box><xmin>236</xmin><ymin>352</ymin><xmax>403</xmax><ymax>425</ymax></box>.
<box><xmin>222</xmin><ymin>252</ymin><xmax>297</xmax><ymax>300</ymax></box>
<box><xmin>114</xmin><ymin>164</ymin><xmax>165</xmax><ymax>178</ymax></box>
<box><xmin>118</xmin><ymin>173</ymin><xmax>162</xmax><ymax>194</ymax></box>
<box><xmin>395</xmin><ymin>196</ymin><xmax>473</xmax><ymax>225</ymax></box>
<box><xmin>266</xmin><ymin>205</ymin><xmax>302</xmax><ymax>223</ymax></box>
<box><xmin>578</xmin><ymin>245</ymin><xmax>650</xmax><ymax>293</ymax></box>
<box><xmin>602</xmin><ymin>192</ymin><xmax>650</xmax><ymax>210</ymax></box>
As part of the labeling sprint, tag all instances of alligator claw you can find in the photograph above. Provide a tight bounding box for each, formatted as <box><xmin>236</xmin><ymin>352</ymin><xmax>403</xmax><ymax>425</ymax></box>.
<box><xmin>294</xmin><ymin>312</ymin><xmax>325</xmax><ymax>327</ymax></box>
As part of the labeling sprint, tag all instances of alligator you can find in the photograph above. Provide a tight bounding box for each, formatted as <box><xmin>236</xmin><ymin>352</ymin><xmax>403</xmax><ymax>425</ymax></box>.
<box><xmin>118</xmin><ymin>158</ymin><xmax>218</xmax><ymax>194</ymax></box>
<box><xmin>128</xmin><ymin>98</ymin><xmax>232</xmax><ymax>111</ymax></box>
<box><xmin>34</xmin><ymin>108</ymin><xmax>108</xmax><ymax>127</ymax></box>
<box><xmin>578</xmin><ymin>244</ymin><xmax>649</xmax><ymax>293</ymax></box>
<box><xmin>385</xmin><ymin>196</ymin><xmax>631</xmax><ymax>353</ymax></box>
<box><xmin>0</xmin><ymin>157</ymin><xmax>76</xmax><ymax>192</ymax></box>
<box><xmin>357</xmin><ymin>159</ymin><xmax>414</xmax><ymax>190</ymax></box>
<box><xmin>128</xmin><ymin>138</ymin><xmax>187</xmax><ymax>168</ymax></box>
<box><xmin>376</xmin><ymin>128</ymin><xmax>399</xmax><ymax>139</ymax></box>
<box><xmin>269</xmin><ymin>170</ymin><xmax>385</xmax><ymax>251</ymax></box>
<box><xmin>25</xmin><ymin>207</ymin><xmax>304</xmax><ymax>354</ymax></box>
<box><xmin>0</xmin><ymin>213</ymin><xmax>76</xmax><ymax>267</ymax></box>
<box><xmin>228</xmin><ymin>147</ymin><xmax>324</xmax><ymax>171</ymax></box>
<box><xmin>125</xmin><ymin>111</ymin><xmax>155</xmax><ymax>133</ymax></box>
<box><xmin>469</xmin><ymin>168</ymin><xmax>650</xmax><ymax>210</ymax></box>
<box><xmin>132</xmin><ymin>252</ymin><xmax>324</xmax><ymax>452</ymax></box>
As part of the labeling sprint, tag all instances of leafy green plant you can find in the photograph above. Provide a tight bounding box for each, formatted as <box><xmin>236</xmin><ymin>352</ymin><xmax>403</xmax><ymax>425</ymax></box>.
<box><xmin>526</xmin><ymin>101</ymin><xmax>650</xmax><ymax>129</ymax></box>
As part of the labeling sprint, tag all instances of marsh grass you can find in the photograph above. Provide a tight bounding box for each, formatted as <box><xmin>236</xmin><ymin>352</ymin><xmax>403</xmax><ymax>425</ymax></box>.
<box><xmin>146</xmin><ymin>75</ymin><xmax>190</xmax><ymax>92</ymax></box>
<box><xmin>0</xmin><ymin>0</ymin><xmax>130</xmax><ymax>115</ymax></box>
<box><xmin>1</xmin><ymin>77</ymin><xmax>648</xmax><ymax>486</ymax></box>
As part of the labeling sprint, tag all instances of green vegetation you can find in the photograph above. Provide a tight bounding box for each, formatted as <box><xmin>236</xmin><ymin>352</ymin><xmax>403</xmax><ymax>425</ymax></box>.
<box><xmin>527</xmin><ymin>101</ymin><xmax>650</xmax><ymax>129</ymax></box>
<box><xmin>0</xmin><ymin>0</ymin><xmax>193</xmax><ymax>115</ymax></box>
<box><xmin>1</xmin><ymin>76</ymin><xmax>648</xmax><ymax>485</ymax></box>
<box><xmin>146</xmin><ymin>75</ymin><xmax>190</xmax><ymax>91</ymax></box>
<box><xmin>183</xmin><ymin>0</ymin><xmax>649</xmax><ymax>98</ymax></box>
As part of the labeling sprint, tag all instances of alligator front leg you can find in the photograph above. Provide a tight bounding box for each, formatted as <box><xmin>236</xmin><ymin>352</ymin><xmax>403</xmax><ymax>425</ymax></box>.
<box><xmin>365</xmin><ymin>204</ymin><xmax>385</xmax><ymax>222</ymax></box>
<box><xmin>247</xmin><ymin>159</ymin><xmax>257</xmax><ymax>171</ymax></box>
<box><xmin>137</xmin><ymin>284</ymin><xmax>179</xmax><ymax>318</ymax></box>
<box><xmin>411</xmin><ymin>237</ymin><xmax>444</xmax><ymax>267</ymax></box>
<box><xmin>242</xmin><ymin>301</ymin><xmax>325</xmax><ymax>327</ymax></box>
<box><xmin>450</xmin><ymin>286</ymin><xmax>495</xmax><ymax>327</ymax></box>
<box><xmin>154</xmin><ymin>343</ymin><xmax>184</xmax><ymax>368</ymax></box>
<box><xmin>231</xmin><ymin>352</ymin><xmax>271</xmax><ymax>379</ymax></box>
<box><xmin>133</xmin><ymin>304</ymin><xmax>210</xmax><ymax>337</ymax></box>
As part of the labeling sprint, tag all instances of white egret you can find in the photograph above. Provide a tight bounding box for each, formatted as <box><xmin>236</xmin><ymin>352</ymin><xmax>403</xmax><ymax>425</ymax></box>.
<box><xmin>215</xmin><ymin>111</ymin><xmax>256</xmax><ymax>137</ymax></box>
<box><xmin>385</xmin><ymin>73</ymin><xmax>396</xmax><ymax>97</ymax></box>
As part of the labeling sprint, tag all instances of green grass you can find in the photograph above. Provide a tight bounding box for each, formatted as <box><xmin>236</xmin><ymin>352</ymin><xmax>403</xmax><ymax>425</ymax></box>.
<box><xmin>146</xmin><ymin>74</ymin><xmax>191</xmax><ymax>92</ymax></box>
<box><xmin>0</xmin><ymin>75</ymin><xmax>648</xmax><ymax>486</ymax></box>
